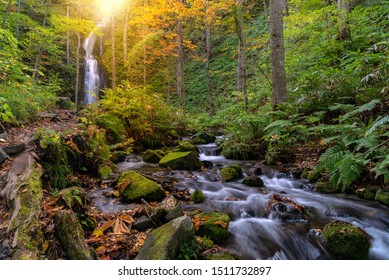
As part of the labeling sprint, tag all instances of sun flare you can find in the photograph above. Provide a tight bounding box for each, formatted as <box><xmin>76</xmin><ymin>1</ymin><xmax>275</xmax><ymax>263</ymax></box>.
<box><xmin>95</xmin><ymin>0</ymin><xmax>126</xmax><ymax>16</ymax></box>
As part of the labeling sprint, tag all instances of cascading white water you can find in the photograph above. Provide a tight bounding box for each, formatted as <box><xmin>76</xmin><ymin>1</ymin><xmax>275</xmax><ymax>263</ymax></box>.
<box><xmin>83</xmin><ymin>19</ymin><xmax>108</xmax><ymax>105</ymax></box>
<box><xmin>83</xmin><ymin>32</ymin><xmax>100</xmax><ymax>104</ymax></box>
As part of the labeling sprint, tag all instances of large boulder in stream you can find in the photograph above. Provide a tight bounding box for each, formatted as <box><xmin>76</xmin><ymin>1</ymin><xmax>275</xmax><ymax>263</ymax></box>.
<box><xmin>159</xmin><ymin>151</ymin><xmax>201</xmax><ymax>170</ymax></box>
<box><xmin>118</xmin><ymin>171</ymin><xmax>166</xmax><ymax>203</ymax></box>
<box><xmin>323</xmin><ymin>221</ymin><xmax>370</xmax><ymax>260</ymax></box>
<box><xmin>176</xmin><ymin>140</ymin><xmax>199</xmax><ymax>155</ymax></box>
<box><xmin>135</xmin><ymin>216</ymin><xmax>195</xmax><ymax>260</ymax></box>
<box><xmin>220</xmin><ymin>164</ymin><xmax>243</xmax><ymax>182</ymax></box>
<box><xmin>375</xmin><ymin>189</ymin><xmax>389</xmax><ymax>206</ymax></box>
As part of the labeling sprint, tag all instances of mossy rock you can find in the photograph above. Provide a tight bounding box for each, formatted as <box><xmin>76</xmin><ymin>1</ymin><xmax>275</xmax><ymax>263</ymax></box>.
<box><xmin>315</xmin><ymin>182</ymin><xmax>341</xmax><ymax>194</ymax></box>
<box><xmin>196</xmin><ymin>212</ymin><xmax>230</xmax><ymax>243</ymax></box>
<box><xmin>118</xmin><ymin>171</ymin><xmax>166</xmax><ymax>203</ymax></box>
<box><xmin>142</xmin><ymin>149</ymin><xmax>164</xmax><ymax>163</ymax></box>
<box><xmin>375</xmin><ymin>189</ymin><xmax>389</xmax><ymax>206</ymax></box>
<box><xmin>202</xmin><ymin>251</ymin><xmax>239</xmax><ymax>260</ymax></box>
<box><xmin>357</xmin><ymin>186</ymin><xmax>379</xmax><ymax>201</ymax></box>
<box><xmin>323</xmin><ymin>221</ymin><xmax>370</xmax><ymax>260</ymax></box>
<box><xmin>307</xmin><ymin>169</ymin><xmax>321</xmax><ymax>183</ymax></box>
<box><xmin>220</xmin><ymin>164</ymin><xmax>243</xmax><ymax>182</ymax></box>
<box><xmin>159</xmin><ymin>151</ymin><xmax>201</xmax><ymax>170</ymax></box>
<box><xmin>242</xmin><ymin>176</ymin><xmax>264</xmax><ymax>187</ymax></box>
<box><xmin>190</xmin><ymin>189</ymin><xmax>205</xmax><ymax>203</ymax></box>
<box><xmin>177</xmin><ymin>140</ymin><xmax>199</xmax><ymax>155</ymax></box>
<box><xmin>191</xmin><ymin>132</ymin><xmax>216</xmax><ymax>145</ymax></box>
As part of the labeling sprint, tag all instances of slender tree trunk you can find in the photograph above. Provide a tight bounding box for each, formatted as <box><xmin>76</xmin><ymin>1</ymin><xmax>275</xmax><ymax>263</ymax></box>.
<box><xmin>235</xmin><ymin>0</ymin><xmax>248</xmax><ymax>111</ymax></box>
<box><xmin>111</xmin><ymin>13</ymin><xmax>117</xmax><ymax>90</ymax></box>
<box><xmin>337</xmin><ymin>0</ymin><xmax>351</xmax><ymax>41</ymax></box>
<box><xmin>75</xmin><ymin>32</ymin><xmax>81</xmax><ymax>109</ymax></box>
<box><xmin>270</xmin><ymin>0</ymin><xmax>287</xmax><ymax>106</ymax></box>
<box><xmin>33</xmin><ymin>0</ymin><xmax>51</xmax><ymax>79</ymax></box>
<box><xmin>177</xmin><ymin>17</ymin><xmax>185</xmax><ymax>109</ymax></box>
<box><xmin>123</xmin><ymin>3</ymin><xmax>130</xmax><ymax>65</ymax></box>
<box><xmin>1</xmin><ymin>0</ymin><xmax>12</xmax><ymax>29</ymax></box>
<box><xmin>16</xmin><ymin>0</ymin><xmax>21</xmax><ymax>39</ymax></box>
<box><xmin>263</xmin><ymin>0</ymin><xmax>269</xmax><ymax>30</ymax></box>
<box><xmin>143</xmin><ymin>0</ymin><xmax>148</xmax><ymax>88</ymax></box>
<box><xmin>205</xmin><ymin>1</ymin><xmax>215</xmax><ymax>116</ymax></box>
<box><xmin>66</xmin><ymin>5</ymin><xmax>70</xmax><ymax>65</ymax></box>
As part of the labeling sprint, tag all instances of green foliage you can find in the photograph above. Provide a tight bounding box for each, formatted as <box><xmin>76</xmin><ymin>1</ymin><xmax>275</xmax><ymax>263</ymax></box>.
<box><xmin>177</xmin><ymin>237</ymin><xmax>202</xmax><ymax>260</ymax></box>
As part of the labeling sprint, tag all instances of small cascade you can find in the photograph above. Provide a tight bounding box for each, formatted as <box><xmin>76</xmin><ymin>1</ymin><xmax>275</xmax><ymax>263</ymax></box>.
<box><xmin>83</xmin><ymin>20</ymin><xmax>108</xmax><ymax>105</ymax></box>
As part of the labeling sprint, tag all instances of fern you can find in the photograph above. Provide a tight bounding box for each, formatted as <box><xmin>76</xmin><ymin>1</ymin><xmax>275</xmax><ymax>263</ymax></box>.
<box><xmin>372</xmin><ymin>155</ymin><xmax>389</xmax><ymax>183</ymax></box>
<box><xmin>365</xmin><ymin>115</ymin><xmax>389</xmax><ymax>137</ymax></box>
<box><xmin>335</xmin><ymin>154</ymin><xmax>366</xmax><ymax>191</ymax></box>
<box><xmin>340</xmin><ymin>99</ymin><xmax>380</xmax><ymax>122</ymax></box>
<box><xmin>317</xmin><ymin>146</ymin><xmax>347</xmax><ymax>171</ymax></box>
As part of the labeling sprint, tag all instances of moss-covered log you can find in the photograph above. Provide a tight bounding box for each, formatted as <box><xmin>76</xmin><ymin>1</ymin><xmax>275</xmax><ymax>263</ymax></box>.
<box><xmin>55</xmin><ymin>210</ymin><xmax>93</xmax><ymax>260</ymax></box>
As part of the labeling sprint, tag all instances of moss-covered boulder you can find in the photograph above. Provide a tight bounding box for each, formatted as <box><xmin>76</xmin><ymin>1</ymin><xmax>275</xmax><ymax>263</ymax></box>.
<box><xmin>135</xmin><ymin>216</ymin><xmax>195</xmax><ymax>260</ymax></box>
<box><xmin>191</xmin><ymin>132</ymin><xmax>216</xmax><ymax>145</ymax></box>
<box><xmin>357</xmin><ymin>186</ymin><xmax>379</xmax><ymax>201</ymax></box>
<box><xmin>142</xmin><ymin>149</ymin><xmax>165</xmax><ymax>163</ymax></box>
<box><xmin>202</xmin><ymin>251</ymin><xmax>239</xmax><ymax>260</ymax></box>
<box><xmin>375</xmin><ymin>189</ymin><xmax>389</xmax><ymax>206</ymax></box>
<box><xmin>118</xmin><ymin>171</ymin><xmax>166</xmax><ymax>203</ymax></box>
<box><xmin>242</xmin><ymin>176</ymin><xmax>264</xmax><ymax>187</ymax></box>
<box><xmin>195</xmin><ymin>212</ymin><xmax>230</xmax><ymax>243</ymax></box>
<box><xmin>55</xmin><ymin>210</ymin><xmax>94</xmax><ymax>260</ymax></box>
<box><xmin>220</xmin><ymin>164</ymin><xmax>243</xmax><ymax>182</ymax></box>
<box><xmin>315</xmin><ymin>182</ymin><xmax>341</xmax><ymax>194</ymax></box>
<box><xmin>323</xmin><ymin>221</ymin><xmax>370</xmax><ymax>260</ymax></box>
<box><xmin>307</xmin><ymin>169</ymin><xmax>321</xmax><ymax>183</ymax></box>
<box><xmin>159</xmin><ymin>151</ymin><xmax>201</xmax><ymax>170</ymax></box>
<box><xmin>190</xmin><ymin>189</ymin><xmax>205</xmax><ymax>203</ymax></box>
<box><xmin>177</xmin><ymin>140</ymin><xmax>199</xmax><ymax>155</ymax></box>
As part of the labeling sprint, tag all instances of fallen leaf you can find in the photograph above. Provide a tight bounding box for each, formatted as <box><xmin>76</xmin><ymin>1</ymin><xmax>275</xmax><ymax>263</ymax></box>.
<box><xmin>213</xmin><ymin>221</ymin><xmax>228</xmax><ymax>228</ymax></box>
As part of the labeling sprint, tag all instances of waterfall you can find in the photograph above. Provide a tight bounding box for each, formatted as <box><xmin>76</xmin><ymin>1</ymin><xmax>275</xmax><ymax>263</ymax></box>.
<box><xmin>83</xmin><ymin>20</ymin><xmax>108</xmax><ymax>105</ymax></box>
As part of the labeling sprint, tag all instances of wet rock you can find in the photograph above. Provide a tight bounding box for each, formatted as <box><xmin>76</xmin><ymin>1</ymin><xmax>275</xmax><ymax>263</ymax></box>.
<box><xmin>315</xmin><ymin>181</ymin><xmax>341</xmax><ymax>194</ymax></box>
<box><xmin>220</xmin><ymin>164</ymin><xmax>243</xmax><ymax>182</ymax></box>
<box><xmin>269</xmin><ymin>194</ymin><xmax>307</xmax><ymax>221</ymax></box>
<box><xmin>191</xmin><ymin>132</ymin><xmax>216</xmax><ymax>145</ymax></box>
<box><xmin>135</xmin><ymin>216</ymin><xmax>195</xmax><ymax>260</ymax></box>
<box><xmin>3</xmin><ymin>143</ymin><xmax>26</xmax><ymax>156</ymax></box>
<box><xmin>55</xmin><ymin>210</ymin><xmax>93</xmax><ymax>260</ymax></box>
<box><xmin>356</xmin><ymin>186</ymin><xmax>379</xmax><ymax>201</ymax></box>
<box><xmin>159</xmin><ymin>151</ymin><xmax>201</xmax><ymax>170</ymax></box>
<box><xmin>0</xmin><ymin>148</ymin><xmax>7</xmax><ymax>164</ymax></box>
<box><xmin>133</xmin><ymin>215</ymin><xmax>153</xmax><ymax>232</ymax></box>
<box><xmin>201</xmin><ymin>251</ymin><xmax>239</xmax><ymax>260</ymax></box>
<box><xmin>118</xmin><ymin>171</ymin><xmax>166</xmax><ymax>203</ymax></box>
<box><xmin>375</xmin><ymin>189</ymin><xmax>389</xmax><ymax>206</ymax></box>
<box><xmin>242</xmin><ymin>176</ymin><xmax>264</xmax><ymax>187</ymax></box>
<box><xmin>190</xmin><ymin>189</ymin><xmax>205</xmax><ymax>203</ymax></box>
<box><xmin>143</xmin><ymin>196</ymin><xmax>184</xmax><ymax>227</ymax></box>
<box><xmin>323</xmin><ymin>220</ymin><xmax>370</xmax><ymax>260</ymax></box>
<box><xmin>142</xmin><ymin>149</ymin><xmax>165</xmax><ymax>163</ymax></box>
<box><xmin>176</xmin><ymin>140</ymin><xmax>199</xmax><ymax>155</ymax></box>
<box><xmin>201</xmin><ymin>160</ymin><xmax>213</xmax><ymax>169</ymax></box>
<box><xmin>194</xmin><ymin>212</ymin><xmax>230</xmax><ymax>243</ymax></box>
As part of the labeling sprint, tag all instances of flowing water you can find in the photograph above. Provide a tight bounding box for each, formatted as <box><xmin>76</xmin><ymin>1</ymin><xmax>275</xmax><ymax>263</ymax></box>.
<box><xmin>110</xmin><ymin>143</ymin><xmax>389</xmax><ymax>260</ymax></box>
<box><xmin>83</xmin><ymin>20</ymin><xmax>108</xmax><ymax>105</ymax></box>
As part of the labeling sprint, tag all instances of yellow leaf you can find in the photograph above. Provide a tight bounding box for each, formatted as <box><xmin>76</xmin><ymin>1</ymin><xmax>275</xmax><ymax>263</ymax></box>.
<box><xmin>213</xmin><ymin>221</ymin><xmax>228</xmax><ymax>228</ymax></box>
<box><xmin>92</xmin><ymin>228</ymin><xmax>104</xmax><ymax>237</ymax></box>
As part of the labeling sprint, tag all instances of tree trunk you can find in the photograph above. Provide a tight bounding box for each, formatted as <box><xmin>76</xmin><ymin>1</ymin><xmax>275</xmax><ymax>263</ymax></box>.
<box><xmin>235</xmin><ymin>0</ymin><xmax>248</xmax><ymax>111</ymax></box>
<box><xmin>75</xmin><ymin>32</ymin><xmax>81</xmax><ymax>109</ymax></box>
<box><xmin>123</xmin><ymin>3</ymin><xmax>130</xmax><ymax>65</ymax></box>
<box><xmin>1</xmin><ymin>0</ymin><xmax>12</xmax><ymax>29</ymax></box>
<box><xmin>270</xmin><ymin>0</ymin><xmax>287</xmax><ymax>106</ymax></box>
<box><xmin>338</xmin><ymin>0</ymin><xmax>351</xmax><ymax>41</ymax></box>
<box><xmin>66</xmin><ymin>5</ymin><xmax>70</xmax><ymax>65</ymax></box>
<box><xmin>177</xmin><ymin>18</ymin><xmax>185</xmax><ymax>109</ymax></box>
<box><xmin>143</xmin><ymin>0</ymin><xmax>149</xmax><ymax>88</ymax></box>
<box><xmin>33</xmin><ymin>0</ymin><xmax>51</xmax><ymax>80</ymax></box>
<box><xmin>205</xmin><ymin>1</ymin><xmax>215</xmax><ymax>116</ymax></box>
<box><xmin>111</xmin><ymin>14</ymin><xmax>117</xmax><ymax>89</ymax></box>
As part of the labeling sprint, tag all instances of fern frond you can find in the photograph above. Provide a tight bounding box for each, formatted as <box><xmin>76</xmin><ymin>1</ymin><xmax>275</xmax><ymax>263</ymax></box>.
<box><xmin>328</xmin><ymin>103</ymin><xmax>354</xmax><ymax>112</ymax></box>
<box><xmin>264</xmin><ymin>120</ymin><xmax>293</xmax><ymax>131</ymax></box>
<box><xmin>365</xmin><ymin>115</ymin><xmax>389</xmax><ymax>137</ymax></box>
<box><xmin>372</xmin><ymin>155</ymin><xmax>389</xmax><ymax>183</ymax></box>
<box><xmin>335</xmin><ymin>154</ymin><xmax>365</xmax><ymax>191</ymax></box>
<box><xmin>317</xmin><ymin>146</ymin><xmax>347</xmax><ymax>171</ymax></box>
<box><xmin>340</xmin><ymin>99</ymin><xmax>380</xmax><ymax>122</ymax></box>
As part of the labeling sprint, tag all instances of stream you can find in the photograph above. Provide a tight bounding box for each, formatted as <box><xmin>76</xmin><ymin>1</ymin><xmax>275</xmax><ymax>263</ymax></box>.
<box><xmin>92</xmin><ymin>143</ymin><xmax>389</xmax><ymax>260</ymax></box>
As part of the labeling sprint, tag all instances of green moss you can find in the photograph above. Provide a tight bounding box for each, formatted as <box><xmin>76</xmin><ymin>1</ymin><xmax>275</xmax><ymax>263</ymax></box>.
<box><xmin>202</xmin><ymin>252</ymin><xmax>239</xmax><ymax>260</ymax></box>
<box><xmin>177</xmin><ymin>140</ymin><xmax>199</xmax><ymax>154</ymax></box>
<box><xmin>190</xmin><ymin>189</ymin><xmax>205</xmax><ymax>203</ymax></box>
<box><xmin>220</xmin><ymin>164</ymin><xmax>243</xmax><ymax>182</ymax></box>
<box><xmin>315</xmin><ymin>182</ymin><xmax>341</xmax><ymax>193</ymax></box>
<box><xmin>242</xmin><ymin>176</ymin><xmax>264</xmax><ymax>187</ymax></box>
<box><xmin>119</xmin><ymin>171</ymin><xmax>166</xmax><ymax>203</ymax></box>
<box><xmin>357</xmin><ymin>186</ymin><xmax>379</xmax><ymax>201</ymax></box>
<box><xmin>142</xmin><ymin>149</ymin><xmax>164</xmax><ymax>163</ymax></box>
<box><xmin>307</xmin><ymin>169</ymin><xmax>321</xmax><ymax>183</ymax></box>
<box><xmin>159</xmin><ymin>151</ymin><xmax>201</xmax><ymax>170</ymax></box>
<box><xmin>196</xmin><ymin>212</ymin><xmax>230</xmax><ymax>243</ymax></box>
<box><xmin>323</xmin><ymin>221</ymin><xmax>370</xmax><ymax>260</ymax></box>
<box><xmin>375</xmin><ymin>189</ymin><xmax>389</xmax><ymax>206</ymax></box>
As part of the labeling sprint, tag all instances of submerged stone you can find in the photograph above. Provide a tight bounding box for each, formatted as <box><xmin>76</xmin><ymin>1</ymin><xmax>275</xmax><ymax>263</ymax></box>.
<box><xmin>119</xmin><ymin>171</ymin><xmax>166</xmax><ymax>203</ymax></box>
<box><xmin>323</xmin><ymin>220</ymin><xmax>370</xmax><ymax>260</ymax></box>
<box><xmin>159</xmin><ymin>151</ymin><xmax>201</xmax><ymax>170</ymax></box>
<box><xmin>190</xmin><ymin>189</ymin><xmax>205</xmax><ymax>203</ymax></box>
<box><xmin>242</xmin><ymin>176</ymin><xmax>264</xmax><ymax>187</ymax></box>
<box><xmin>220</xmin><ymin>164</ymin><xmax>243</xmax><ymax>182</ymax></box>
